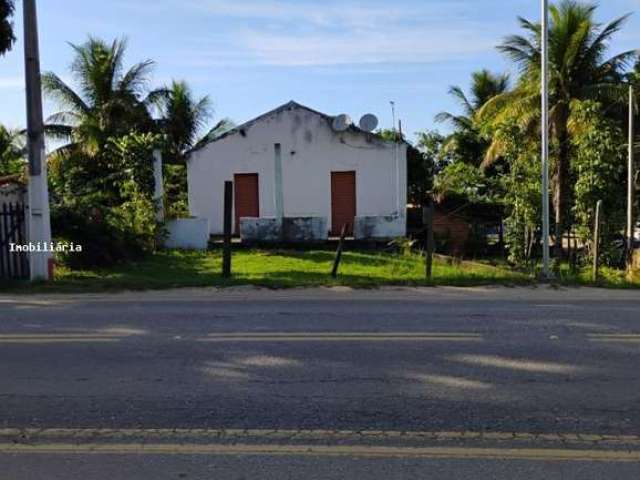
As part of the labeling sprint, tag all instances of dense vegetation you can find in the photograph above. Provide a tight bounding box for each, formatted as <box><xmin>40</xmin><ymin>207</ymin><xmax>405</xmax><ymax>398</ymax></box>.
<box><xmin>0</xmin><ymin>125</ymin><xmax>23</xmax><ymax>177</ymax></box>
<box><xmin>1</xmin><ymin>0</ymin><xmax>638</xmax><ymax>279</ymax></box>
<box><xmin>40</xmin><ymin>37</ymin><xmax>225</xmax><ymax>266</ymax></box>
<box><xmin>428</xmin><ymin>0</ymin><xmax>639</xmax><ymax>270</ymax></box>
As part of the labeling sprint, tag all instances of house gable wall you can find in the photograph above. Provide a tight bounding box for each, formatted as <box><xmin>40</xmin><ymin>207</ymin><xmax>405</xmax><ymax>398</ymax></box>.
<box><xmin>187</xmin><ymin>105</ymin><xmax>407</xmax><ymax>236</ymax></box>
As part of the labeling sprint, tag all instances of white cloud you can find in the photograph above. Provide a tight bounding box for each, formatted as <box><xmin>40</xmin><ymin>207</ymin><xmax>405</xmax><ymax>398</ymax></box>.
<box><xmin>179</xmin><ymin>0</ymin><xmax>499</xmax><ymax>67</ymax></box>
<box><xmin>240</xmin><ymin>27</ymin><xmax>494</xmax><ymax>66</ymax></box>
<box><xmin>188</xmin><ymin>0</ymin><xmax>427</xmax><ymax>28</ymax></box>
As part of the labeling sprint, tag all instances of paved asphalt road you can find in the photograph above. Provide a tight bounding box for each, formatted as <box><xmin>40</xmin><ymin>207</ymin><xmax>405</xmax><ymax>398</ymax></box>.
<box><xmin>0</xmin><ymin>286</ymin><xmax>639</xmax><ymax>478</ymax></box>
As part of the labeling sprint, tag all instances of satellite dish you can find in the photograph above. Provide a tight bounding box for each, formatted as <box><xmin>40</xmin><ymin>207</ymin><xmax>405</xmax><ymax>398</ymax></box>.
<box><xmin>332</xmin><ymin>114</ymin><xmax>352</xmax><ymax>132</ymax></box>
<box><xmin>359</xmin><ymin>114</ymin><xmax>379</xmax><ymax>132</ymax></box>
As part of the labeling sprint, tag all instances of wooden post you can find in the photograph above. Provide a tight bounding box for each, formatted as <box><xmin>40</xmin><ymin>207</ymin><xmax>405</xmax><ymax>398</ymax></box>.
<box><xmin>592</xmin><ymin>200</ymin><xmax>603</xmax><ymax>283</ymax></box>
<box><xmin>331</xmin><ymin>224</ymin><xmax>348</xmax><ymax>278</ymax></box>
<box><xmin>222</xmin><ymin>181</ymin><xmax>233</xmax><ymax>278</ymax></box>
<box><xmin>423</xmin><ymin>200</ymin><xmax>435</xmax><ymax>281</ymax></box>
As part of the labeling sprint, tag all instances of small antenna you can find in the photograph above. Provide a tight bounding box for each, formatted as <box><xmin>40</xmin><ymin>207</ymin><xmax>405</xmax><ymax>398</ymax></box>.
<box><xmin>390</xmin><ymin>101</ymin><xmax>396</xmax><ymax>132</ymax></box>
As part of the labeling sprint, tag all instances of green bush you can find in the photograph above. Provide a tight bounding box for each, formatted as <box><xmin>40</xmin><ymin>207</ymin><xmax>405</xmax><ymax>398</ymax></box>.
<box><xmin>51</xmin><ymin>132</ymin><xmax>163</xmax><ymax>268</ymax></box>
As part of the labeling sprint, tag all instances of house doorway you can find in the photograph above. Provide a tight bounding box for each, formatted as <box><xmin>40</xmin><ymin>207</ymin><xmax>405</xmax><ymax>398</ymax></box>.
<box><xmin>331</xmin><ymin>171</ymin><xmax>356</xmax><ymax>236</ymax></box>
<box><xmin>234</xmin><ymin>173</ymin><xmax>259</xmax><ymax>235</ymax></box>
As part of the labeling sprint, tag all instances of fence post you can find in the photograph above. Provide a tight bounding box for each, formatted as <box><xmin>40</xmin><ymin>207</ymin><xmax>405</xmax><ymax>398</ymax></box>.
<box><xmin>423</xmin><ymin>200</ymin><xmax>435</xmax><ymax>281</ymax></box>
<box><xmin>331</xmin><ymin>224</ymin><xmax>348</xmax><ymax>278</ymax></box>
<box><xmin>222</xmin><ymin>181</ymin><xmax>233</xmax><ymax>279</ymax></box>
<box><xmin>592</xmin><ymin>200</ymin><xmax>603</xmax><ymax>283</ymax></box>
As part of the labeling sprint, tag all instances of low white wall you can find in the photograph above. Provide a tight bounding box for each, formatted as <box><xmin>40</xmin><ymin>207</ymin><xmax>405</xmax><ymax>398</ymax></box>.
<box><xmin>354</xmin><ymin>215</ymin><xmax>405</xmax><ymax>240</ymax></box>
<box><xmin>164</xmin><ymin>218</ymin><xmax>210</xmax><ymax>251</ymax></box>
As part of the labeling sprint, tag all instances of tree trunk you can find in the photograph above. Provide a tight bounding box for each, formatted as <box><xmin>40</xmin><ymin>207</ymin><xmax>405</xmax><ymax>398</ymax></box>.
<box><xmin>553</xmin><ymin>107</ymin><xmax>570</xmax><ymax>260</ymax></box>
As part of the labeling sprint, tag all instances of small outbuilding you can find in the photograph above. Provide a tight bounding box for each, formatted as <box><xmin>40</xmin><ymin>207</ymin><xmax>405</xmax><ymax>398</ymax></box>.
<box><xmin>187</xmin><ymin>101</ymin><xmax>408</xmax><ymax>242</ymax></box>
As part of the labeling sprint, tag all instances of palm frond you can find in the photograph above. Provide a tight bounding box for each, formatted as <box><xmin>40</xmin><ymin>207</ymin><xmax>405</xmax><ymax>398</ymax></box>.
<box><xmin>44</xmin><ymin>124</ymin><xmax>74</xmax><ymax>141</ymax></box>
<box><xmin>118</xmin><ymin>59</ymin><xmax>155</xmax><ymax>96</ymax></box>
<box><xmin>45</xmin><ymin>111</ymin><xmax>81</xmax><ymax>126</ymax></box>
<box><xmin>447</xmin><ymin>86</ymin><xmax>473</xmax><ymax>115</ymax></box>
<box><xmin>584</xmin><ymin>13</ymin><xmax>632</xmax><ymax>63</ymax></box>
<box><xmin>435</xmin><ymin>112</ymin><xmax>473</xmax><ymax>132</ymax></box>
<box><xmin>41</xmin><ymin>72</ymin><xmax>90</xmax><ymax>115</ymax></box>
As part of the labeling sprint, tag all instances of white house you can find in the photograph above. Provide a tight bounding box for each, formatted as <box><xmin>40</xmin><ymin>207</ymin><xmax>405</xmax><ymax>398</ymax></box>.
<box><xmin>187</xmin><ymin>101</ymin><xmax>407</xmax><ymax>242</ymax></box>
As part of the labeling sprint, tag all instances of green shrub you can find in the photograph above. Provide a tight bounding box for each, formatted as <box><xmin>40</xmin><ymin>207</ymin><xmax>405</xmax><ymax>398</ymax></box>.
<box><xmin>51</xmin><ymin>132</ymin><xmax>163</xmax><ymax>268</ymax></box>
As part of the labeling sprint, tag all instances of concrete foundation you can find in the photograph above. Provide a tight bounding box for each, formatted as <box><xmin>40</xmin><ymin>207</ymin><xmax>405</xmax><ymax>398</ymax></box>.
<box><xmin>283</xmin><ymin>217</ymin><xmax>328</xmax><ymax>243</ymax></box>
<box><xmin>241</xmin><ymin>216</ymin><xmax>328</xmax><ymax>243</ymax></box>
<box><xmin>164</xmin><ymin>218</ymin><xmax>210</xmax><ymax>251</ymax></box>
<box><xmin>240</xmin><ymin>217</ymin><xmax>282</xmax><ymax>243</ymax></box>
<box><xmin>354</xmin><ymin>215</ymin><xmax>405</xmax><ymax>240</ymax></box>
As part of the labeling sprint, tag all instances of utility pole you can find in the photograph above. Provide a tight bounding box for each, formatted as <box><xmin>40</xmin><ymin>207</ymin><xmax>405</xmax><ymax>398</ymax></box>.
<box><xmin>390</xmin><ymin>100</ymin><xmax>400</xmax><ymax>216</ymax></box>
<box><xmin>540</xmin><ymin>0</ymin><xmax>551</xmax><ymax>279</ymax></box>
<box><xmin>628</xmin><ymin>85</ymin><xmax>635</xmax><ymax>270</ymax></box>
<box><xmin>23</xmin><ymin>0</ymin><xmax>52</xmax><ymax>281</ymax></box>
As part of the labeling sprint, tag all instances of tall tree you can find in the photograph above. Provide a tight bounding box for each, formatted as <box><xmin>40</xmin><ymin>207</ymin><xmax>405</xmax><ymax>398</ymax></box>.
<box><xmin>0</xmin><ymin>0</ymin><xmax>14</xmax><ymax>56</ymax></box>
<box><xmin>150</xmin><ymin>81</ymin><xmax>212</xmax><ymax>164</ymax></box>
<box><xmin>436</xmin><ymin>69</ymin><xmax>509</xmax><ymax>166</ymax></box>
<box><xmin>43</xmin><ymin>37</ymin><xmax>158</xmax><ymax>202</ymax></box>
<box><xmin>43</xmin><ymin>37</ymin><xmax>155</xmax><ymax>159</ymax></box>
<box><xmin>482</xmin><ymin>0</ymin><xmax>636</xmax><ymax>255</ymax></box>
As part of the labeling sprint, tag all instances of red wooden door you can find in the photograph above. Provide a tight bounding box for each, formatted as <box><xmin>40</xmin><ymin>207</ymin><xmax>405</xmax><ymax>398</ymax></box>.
<box><xmin>234</xmin><ymin>173</ymin><xmax>259</xmax><ymax>235</ymax></box>
<box><xmin>331</xmin><ymin>171</ymin><xmax>356</xmax><ymax>236</ymax></box>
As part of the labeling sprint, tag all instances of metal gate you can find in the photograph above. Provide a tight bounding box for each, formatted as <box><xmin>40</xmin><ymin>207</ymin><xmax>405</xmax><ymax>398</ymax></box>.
<box><xmin>0</xmin><ymin>203</ymin><xmax>29</xmax><ymax>280</ymax></box>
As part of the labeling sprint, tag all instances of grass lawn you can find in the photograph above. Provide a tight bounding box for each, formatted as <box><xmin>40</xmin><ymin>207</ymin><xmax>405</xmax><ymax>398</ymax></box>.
<box><xmin>2</xmin><ymin>249</ymin><xmax>637</xmax><ymax>294</ymax></box>
<box><xmin>2</xmin><ymin>249</ymin><xmax>534</xmax><ymax>293</ymax></box>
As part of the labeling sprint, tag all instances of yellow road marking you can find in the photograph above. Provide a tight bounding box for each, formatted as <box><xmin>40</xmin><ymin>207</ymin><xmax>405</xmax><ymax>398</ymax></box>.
<box><xmin>588</xmin><ymin>334</ymin><xmax>640</xmax><ymax>344</ymax></box>
<box><xmin>0</xmin><ymin>333</ymin><xmax>127</xmax><ymax>344</ymax></box>
<box><xmin>0</xmin><ymin>334</ymin><xmax>123</xmax><ymax>338</ymax></box>
<box><xmin>0</xmin><ymin>339</ymin><xmax>121</xmax><ymax>344</ymax></box>
<box><xmin>200</xmin><ymin>332</ymin><xmax>483</xmax><ymax>343</ymax></box>
<box><xmin>1</xmin><ymin>443</ymin><xmax>639</xmax><ymax>462</ymax></box>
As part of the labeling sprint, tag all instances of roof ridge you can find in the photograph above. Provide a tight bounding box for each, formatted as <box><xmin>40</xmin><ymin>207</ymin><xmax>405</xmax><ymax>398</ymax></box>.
<box><xmin>188</xmin><ymin>100</ymin><xmax>334</xmax><ymax>154</ymax></box>
<box><xmin>187</xmin><ymin>101</ymin><xmax>402</xmax><ymax>158</ymax></box>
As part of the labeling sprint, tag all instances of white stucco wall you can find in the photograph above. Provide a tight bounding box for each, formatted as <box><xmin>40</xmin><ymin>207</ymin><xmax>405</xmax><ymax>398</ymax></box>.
<box><xmin>187</xmin><ymin>104</ymin><xmax>407</xmax><ymax>237</ymax></box>
<box><xmin>164</xmin><ymin>218</ymin><xmax>210</xmax><ymax>250</ymax></box>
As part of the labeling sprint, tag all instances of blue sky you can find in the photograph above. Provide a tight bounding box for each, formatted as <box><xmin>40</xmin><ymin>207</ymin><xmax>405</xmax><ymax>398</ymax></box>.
<box><xmin>1</xmin><ymin>0</ymin><xmax>639</xmax><ymax>140</ymax></box>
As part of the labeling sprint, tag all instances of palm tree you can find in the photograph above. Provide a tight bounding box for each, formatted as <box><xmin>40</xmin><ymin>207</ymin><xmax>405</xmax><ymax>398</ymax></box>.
<box><xmin>43</xmin><ymin>37</ymin><xmax>158</xmax><ymax>203</ymax></box>
<box><xmin>150</xmin><ymin>81</ymin><xmax>213</xmax><ymax>164</ymax></box>
<box><xmin>482</xmin><ymin>0</ymin><xmax>636</xmax><ymax>255</ymax></box>
<box><xmin>0</xmin><ymin>0</ymin><xmax>15</xmax><ymax>56</ymax></box>
<box><xmin>435</xmin><ymin>70</ymin><xmax>510</xmax><ymax>166</ymax></box>
<box><xmin>0</xmin><ymin>125</ymin><xmax>25</xmax><ymax>177</ymax></box>
<box><xmin>43</xmin><ymin>37</ymin><xmax>155</xmax><ymax>158</ymax></box>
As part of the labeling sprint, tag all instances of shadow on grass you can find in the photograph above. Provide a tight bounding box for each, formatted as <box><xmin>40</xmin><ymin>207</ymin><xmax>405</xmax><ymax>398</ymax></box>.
<box><xmin>262</xmin><ymin>249</ymin><xmax>399</xmax><ymax>268</ymax></box>
<box><xmin>5</xmin><ymin>248</ymin><xmax>638</xmax><ymax>294</ymax></box>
